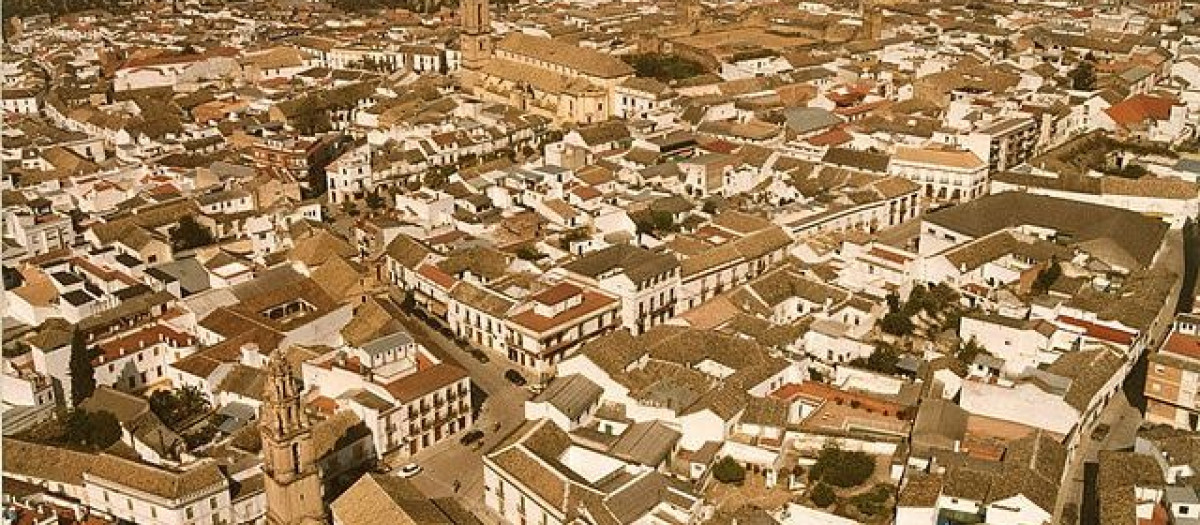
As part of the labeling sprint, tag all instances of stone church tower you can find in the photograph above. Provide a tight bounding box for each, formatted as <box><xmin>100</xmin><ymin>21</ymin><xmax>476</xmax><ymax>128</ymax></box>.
<box><xmin>862</xmin><ymin>0</ymin><xmax>883</xmax><ymax>41</ymax></box>
<box><xmin>459</xmin><ymin>0</ymin><xmax>492</xmax><ymax>88</ymax></box>
<box><xmin>682</xmin><ymin>0</ymin><xmax>702</xmax><ymax>33</ymax></box>
<box><xmin>261</xmin><ymin>349</ymin><xmax>328</xmax><ymax>525</ymax></box>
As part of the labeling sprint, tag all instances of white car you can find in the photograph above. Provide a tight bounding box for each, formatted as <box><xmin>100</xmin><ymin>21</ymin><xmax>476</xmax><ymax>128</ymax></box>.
<box><xmin>396</xmin><ymin>463</ymin><xmax>422</xmax><ymax>478</ymax></box>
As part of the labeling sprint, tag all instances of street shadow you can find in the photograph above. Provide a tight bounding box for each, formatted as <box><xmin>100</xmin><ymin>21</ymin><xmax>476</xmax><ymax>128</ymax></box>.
<box><xmin>1122</xmin><ymin>352</ymin><xmax>1148</xmax><ymax>414</ymax></box>
<box><xmin>471</xmin><ymin>383</ymin><xmax>489</xmax><ymax>415</ymax></box>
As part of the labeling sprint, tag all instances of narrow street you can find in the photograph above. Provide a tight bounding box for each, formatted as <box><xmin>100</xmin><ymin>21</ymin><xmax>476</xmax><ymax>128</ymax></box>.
<box><xmin>1054</xmin><ymin>228</ymin><xmax>1184</xmax><ymax>523</ymax></box>
<box><xmin>388</xmin><ymin>310</ymin><xmax>530</xmax><ymax>521</ymax></box>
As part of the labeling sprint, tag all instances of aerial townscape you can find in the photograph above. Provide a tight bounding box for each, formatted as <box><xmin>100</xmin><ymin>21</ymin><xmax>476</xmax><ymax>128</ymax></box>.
<box><xmin>3</xmin><ymin>0</ymin><xmax>1200</xmax><ymax>523</ymax></box>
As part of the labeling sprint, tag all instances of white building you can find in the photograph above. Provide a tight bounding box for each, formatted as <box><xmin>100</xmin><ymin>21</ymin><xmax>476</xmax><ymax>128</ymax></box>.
<box><xmin>889</xmin><ymin>146</ymin><xmax>988</xmax><ymax>204</ymax></box>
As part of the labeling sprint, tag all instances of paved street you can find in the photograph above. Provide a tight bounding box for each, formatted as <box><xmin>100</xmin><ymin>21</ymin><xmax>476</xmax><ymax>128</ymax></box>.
<box><xmin>1053</xmin><ymin>229</ymin><xmax>1184</xmax><ymax>523</ymax></box>
<box><xmin>388</xmin><ymin>309</ymin><xmax>530</xmax><ymax>519</ymax></box>
<box><xmin>1054</xmin><ymin>392</ymin><xmax>1143</xmax><ymax>522</ymax></box>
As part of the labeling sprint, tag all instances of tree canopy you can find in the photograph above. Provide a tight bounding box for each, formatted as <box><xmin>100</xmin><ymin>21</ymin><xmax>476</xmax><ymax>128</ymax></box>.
<box><xmin>712</xmin><ymin>456</ymin><xmax>746</xmax><ymax>485</ymax></box>
<box><xmin>2</xmin><ymin>0</ymin><xmax>124</xmax><ymax>23</ymax></box>
<box><xmin>171</xmin><ymin>215</ymin><xmax>215</xmax><ymax>251</ymax></box>
<box><xmin>622</xmin><ymin>54</ymin><xmax>706</xmax><ymax>82</ymax></box>
<box><xmin>1032</xmin><ymin>260</ymin><xmax>1062</xmax><ymax>295</ymax></box>
<box><xmin>810</xmin><ymin>482</ymin><xmax>837</xmax><ymax>508</ymax></box>
<box><xmin>808</xmin><ymin>444</ymin><xmax>875</xmax><ymax>488</ymax></box>
<box><xmin>149</xmin><ymin>385</ymin><xmax>211</xmax><ymax>429</ymax></box>
<box><xmin>1069</xmin><ymin>61</ymin><xmax>1096</xmax><ymax>91</ymax></box>
<box><xmin>62</xmin><ymin>409</ymin><xmax>122</xmax><ymax>450</ymax></box>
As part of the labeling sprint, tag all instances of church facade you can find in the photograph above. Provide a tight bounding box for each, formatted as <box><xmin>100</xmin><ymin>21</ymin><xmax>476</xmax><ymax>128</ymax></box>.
<box><xmin>459</xmin><ymin>0</ymin><xmax>635</xmax><ymax>124</ymax></box>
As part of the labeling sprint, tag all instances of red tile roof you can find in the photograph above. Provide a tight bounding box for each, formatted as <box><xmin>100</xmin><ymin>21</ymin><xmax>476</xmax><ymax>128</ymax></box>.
<box><xmin>383</xmin><ymin>363</ymin><xmax>467</xmax><ymax>403</ymax></box>
<box><xmin>1163</xmin><ymin>331</ymin><xmax>1200</xmax><ymax>361</ymax></box>
<box><xmin>806</xmin><ymin>127</ymin><xmax>853</xmax><ymax>146</ymax></box>
<box><xmin>1056</xmin><ymin>315</ymin><xmax>1136</xmax><ymax>346</ymax></box>
<box><xmin>95</xmin><ymin>324</ymin><xmax>193</xmax><ymax>364</ymax></box>
<box><xmin>1105</xmin><ymin>95</ymin><xmax>1178</xmax><ymax>128</ymax></box>
<box><xmin>508</xmin><ymin>289</ymin><xmax>616</xmax><ymax>335</ymax></box>
<box><xmin>417</xmin><ymin>263</ymin><xmax>456</xmax><ymax>289</ymax></box>
<box><xmin>532</xmin><ymin>282</ymin><xmax>582</xmax><ymax>306</ymax></box>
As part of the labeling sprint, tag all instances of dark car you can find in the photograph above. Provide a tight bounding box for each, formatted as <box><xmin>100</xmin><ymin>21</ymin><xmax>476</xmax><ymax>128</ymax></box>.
<box><xmin>470</xmin><ymin>348</ymin><xmax>490</xmax><ymax>363</ymax></box>
<box><xmin>505</xmin><ymin>369</ymin><xmax>527</xmax><ymax>386</ymax></box>
<box><xmin>1091</xmin><ymin>423</ymin><xmax>1111</xmax><ymax>441</ymax></box>
<box><xmin>460</xmin><ymin>429</ymin><xmax>485</xmax><ymax>446</ymax></box>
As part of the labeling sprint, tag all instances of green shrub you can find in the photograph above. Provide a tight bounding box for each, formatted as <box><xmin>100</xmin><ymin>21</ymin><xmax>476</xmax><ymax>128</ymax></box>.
<box><xmin>809</xmin><ymin>444</ymin><xmax>875</xmax><ymax>488</ymax></box>
<box><xmin>712</xmin><ymin>456</ymin><xmax>746</xmax><ymax>485</ymax></box>
<box><xmin>811</xmin><ymin>482</ymin><xmax>837</xmax><ymax>507</ymax></box>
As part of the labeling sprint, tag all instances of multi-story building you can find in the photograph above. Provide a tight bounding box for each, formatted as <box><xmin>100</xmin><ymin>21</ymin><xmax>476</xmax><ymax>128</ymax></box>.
<box><xmin>504</xmin><ymin>282</ymin><xmax>621</xmax><ymax>381</ymax></box>
<box><xmin>326</xmin><ymin>141</ymin><xmax>372</xmax><ymax>205</ymax></box>
<box><xmin>889</xmin><ymin>145</ymin><xmax>988</xmax><ymax>204</ymax></box>
<box><xmin>93</xmin><ymin>323</ymin><xmax>197</xmax><ymax>392</ymax></box>
<box><xmin>483</xmin><ymin>419</ymin><xmax>703</xmax><ymax>525</ymax></box>
<box><xmin>961</xmin><ymin>117</ymin><xmax>1039</xmax><ymax>173</ymax></box>
<box><xmin>301</xmin><ymin>333</ymin><xmax>473</xmax><ymax>458</ymax></box>
<box><xmin>2</xmin><ymin>206</ymin><xmax>73</xmax><ymax>258</ymax></box>
<box><xmin>673</xmin><ymin>212</ymin><xmax>795</xmax><ymax>311</ymax></box>
<box><xmin>1147</xmin><ymin>313</ymin><xmax>1200</xmax><ymax>430</ymax></box>
<box><xmin>560</xmin><ymin>244</ymin><xmax>681</xmax><ymax>335</ymax></box>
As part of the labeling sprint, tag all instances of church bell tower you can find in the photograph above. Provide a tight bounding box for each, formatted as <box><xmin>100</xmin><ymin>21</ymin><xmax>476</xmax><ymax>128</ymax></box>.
<box><xmin>261</xmin><ymin>348</ymin><xmax>327</xmax><ymax>525</ymax></box>
<box><xmin>460</xmin><ymin>0</ymin><xmax>492</xmax><ymax>88</ymax></box>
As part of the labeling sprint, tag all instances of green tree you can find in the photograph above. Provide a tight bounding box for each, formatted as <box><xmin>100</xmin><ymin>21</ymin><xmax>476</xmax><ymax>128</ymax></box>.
<box><xmin>68</xmin><ymin>329</ymin><xmax>97</xmax><ymax>406</ymax></box>
<box><xmin>651</xmin><ymin>210</ymin><xmax>678</xmax><ymax>233</ymax></box>
<box><xmin>880</xmin><ymin>311</ymin><xmax>915</xmax><ymax>336</ymax></box>
<box><xmin>956</xmin><ymin>337</ymin><xmax>988</xmax><ymax>365</ymax></box>
<box><xmin>809</xmin><ymin>444</ymin><xmax>875</xmax><ymax>488</ymax></box>
<box><xmin>811</xmin><ymin>482</ymin><xmax>837</xmax><ymax>508</ymax></box>
<box><xmin>516</xmin><ymin>245</ymin><xmax>543</xmax><ymax>262</ymax></box>
<box><xmin>365</xmin><ymin>191</ymin><xmax>386</xmax><ymax>210</ymax></box>
<box><xmin>712</xmin><ymin>456</ymin><xmax>746</xmax><ymax>485</ymax></box>
<box><xmin>994</xmin><ymin>38</ymin><xmax>1013</xmax><ymax>58</ymax></box>
<box><xmin>341</xmin><ymin>200</ymin><xmax>360</xmax><ymax>216</ymax></box>
<box><xmin>622</xmin><ymin>53</ymin><xmax>706</xmax><ymax>81</ymax></box>
<box><xmin>885</xmin><ymin>292</ymin><xmax>902</xmax><ymax>312</ymax></box>
<box><xmin>150</xmin><ymin>385</ymin><xmax>211</xmax><ymax>428</ymax></box>
<box><xmin>1032</xmin><ymin>260</ymin><xmax>1062</xmax><ymax>294</ymax></box>
<box><xmin>171</xmin><ymin>215</ymin><xmax>215</xmax><ymax>251</ymax></box>
<box><xmin>852</xmin><ymin>345</ymin><xmax>900</xmax><ymax>374</ymax></box>
<box><xmin>849</xmin><ymin>484</ymin><xmax>893</xmax><ymax>516</ymax></box>
<box><xmin>1069</xmin><ymin>61</ymin><xmax>1096</xmax><ymax>91</ymax></box>
<box><xmin>62</xmin><ymin>409</ymin><xmax>121</xmax><ymax>450</ymax></box>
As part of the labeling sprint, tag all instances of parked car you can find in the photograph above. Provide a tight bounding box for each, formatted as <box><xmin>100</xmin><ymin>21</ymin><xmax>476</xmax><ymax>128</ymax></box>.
<box><xmin>469</xmin><ymin>348</ymin><xmax>490</xmax><ymax>363</ymax></box>
<box><xmin>1091</xmin><ymin>423</ymin><xmax>1112</xmax><ymax>441</ymax></box>
<box><xmin>396</xmin><ymin>463</ymin><xmax>422</xmax><ymax>478</ymax></box>
<box><xmin>505</xmin><ymin>369</ymin><xmax>527</xmax><ymax>386</ymax></box>
<box><xmin>460</xmin><ymin>429</ymin><xmax>485</xmax><ymax>446</ymax></box>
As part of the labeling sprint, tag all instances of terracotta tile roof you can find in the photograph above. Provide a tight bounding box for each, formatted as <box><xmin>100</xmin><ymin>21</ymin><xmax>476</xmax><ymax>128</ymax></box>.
<box><xmin>1104</xmin><ymin>94</ymin><xmax>1178</xmax><ymax>128</ymax></box>
<box><xmin>1163</xmin><ymin>330</ymin><xmax>1200</xmax><ymax>360</ymax></box>
<box><xmin>509</xmin><ymin>289</ymin><xmax>617</xmax><ymax>335</ymax></box>
<box><xmin>494</xmin><ymin>33</ymin><xmax>634</xmax><ymax>79</ymax></box>
<box><xmin>417</xmin><ymin>263</ymin><xmax>457</xmax><ymax>290</ymax></box>
<box><xmin>1056</xmin><ymin>315</ymin><xmax>1136</xmax><ymax>346</ymax></box>
<box><xmin>383</xmin><ymin>363</ymin><xmax>467</xmax><ymax>403</ymax></box>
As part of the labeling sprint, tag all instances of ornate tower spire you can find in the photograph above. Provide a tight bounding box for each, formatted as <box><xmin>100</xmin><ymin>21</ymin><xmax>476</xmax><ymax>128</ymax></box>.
<box><xmin>261</xmin><ymin>348</ymin><xmax>328</xmax><ymax>525</ymax></box>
